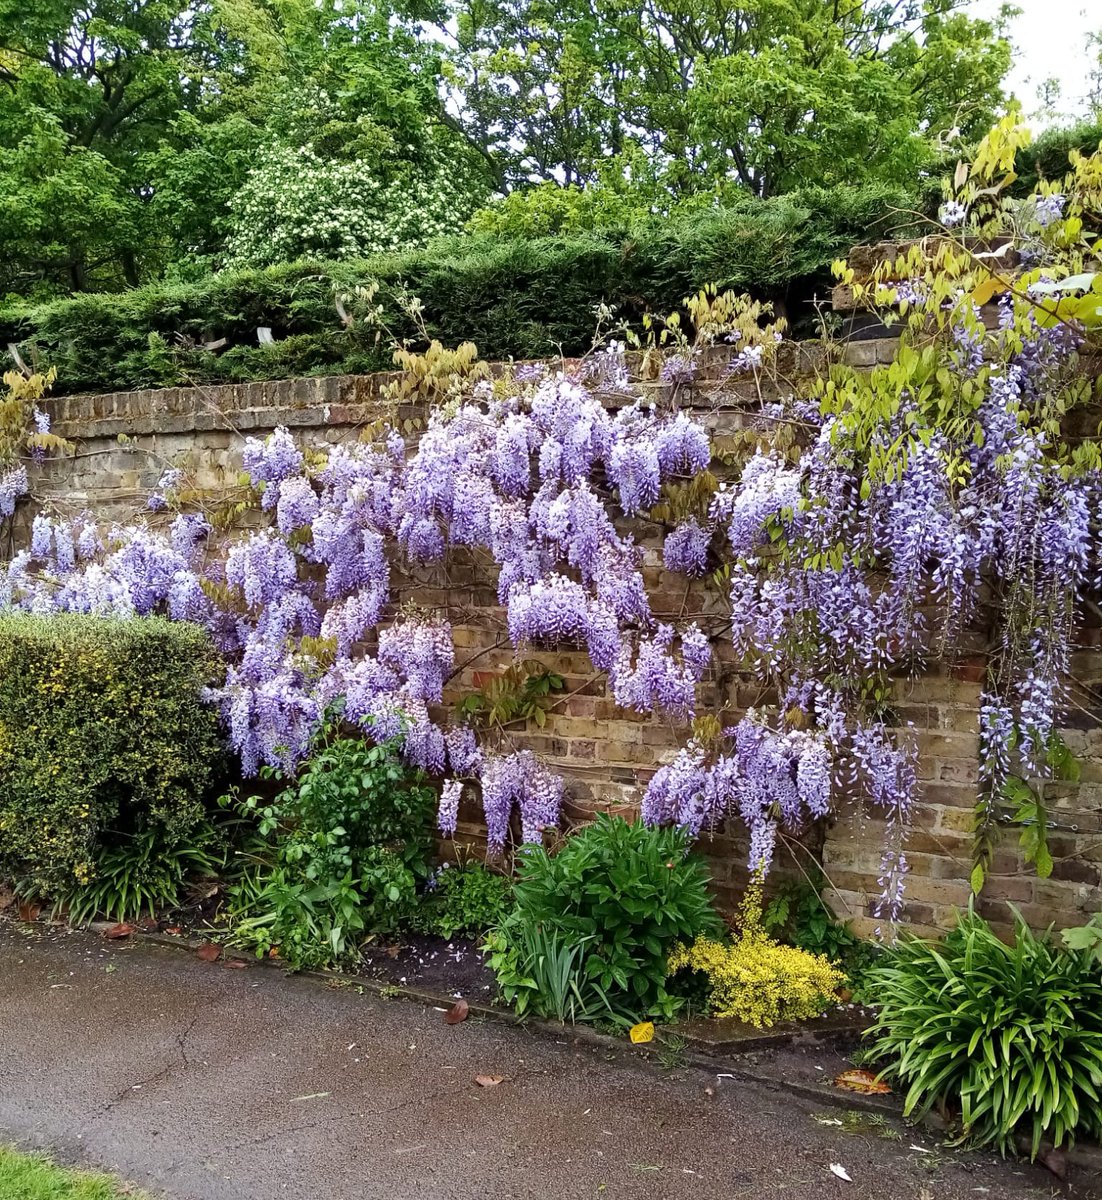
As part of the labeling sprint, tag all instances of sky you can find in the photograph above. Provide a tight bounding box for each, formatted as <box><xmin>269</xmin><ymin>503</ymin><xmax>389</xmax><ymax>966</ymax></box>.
<box><xmin>971</xmin><ymin>0</ymin><xmax>1099</xmax><ymax>123</ymax></box>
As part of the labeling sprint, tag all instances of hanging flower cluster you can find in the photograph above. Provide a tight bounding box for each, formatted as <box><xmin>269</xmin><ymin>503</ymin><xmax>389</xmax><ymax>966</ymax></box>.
<box><xmin>1</xmin><ymin>353</ymin><xmax>719</xmax><ymax>855</ymax></box>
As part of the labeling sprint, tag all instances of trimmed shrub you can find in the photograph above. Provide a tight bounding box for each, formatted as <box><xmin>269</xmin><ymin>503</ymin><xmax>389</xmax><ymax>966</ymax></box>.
<box><xmin>0</xmin><ymin>614</ymin><xmax>225</xmax><ymax>895</ymax></box>
<box><xmin>0</xmin><ymin>185</ymin><xmax>916</xmax><ymax>395</ymax></box>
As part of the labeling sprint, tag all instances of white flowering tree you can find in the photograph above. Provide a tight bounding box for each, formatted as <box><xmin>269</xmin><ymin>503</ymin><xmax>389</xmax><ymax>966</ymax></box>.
<box><xmin>224</xmin><ymin>141</ymin><xmax>489</xmax><ymax>268</ymax></box>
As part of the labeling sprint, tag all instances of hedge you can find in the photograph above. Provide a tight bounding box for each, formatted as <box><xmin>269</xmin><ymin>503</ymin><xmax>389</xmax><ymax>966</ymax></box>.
<box><xmin>0</xmin><ymin>614</ymin><xmax>225</xmax><ymax>894</ymax></box>
<box><xmin>0</xmin><ymin>184</ymin><xmax>917</xmax><ymax>395</ymax></box>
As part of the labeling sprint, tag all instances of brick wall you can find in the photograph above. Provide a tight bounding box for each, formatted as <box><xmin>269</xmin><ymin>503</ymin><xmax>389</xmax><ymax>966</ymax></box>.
<box><xmin>11</xmin><ymin>341</ymin><xmax>1102</xmax><ymax>938</ymax></box>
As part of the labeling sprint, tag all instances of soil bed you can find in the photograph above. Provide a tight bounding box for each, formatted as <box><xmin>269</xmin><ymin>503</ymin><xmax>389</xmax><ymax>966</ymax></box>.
<box><xmin>357</xmin><ymin>933</ymin><xmax>496</xmax><ymax>997</ymax></box>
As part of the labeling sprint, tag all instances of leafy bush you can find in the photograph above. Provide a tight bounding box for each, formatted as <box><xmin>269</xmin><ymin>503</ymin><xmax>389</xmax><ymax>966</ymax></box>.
<box><xmin>0</xmin><ymin>614</ymin><xmax>225</xmax><ymax>896</ymax></box>
<box><xmin>225</xmin><ymin>720</ymin><xmax>437</xmax><ymax>969</ymax></box>
<box><xmin>51</xmin><ymin>819</ymin><xmax>226</xmax><ymax>925</ymax></box>
<box><xmin>866</xmin><ymin>907</ymin><xmax>1102</xmax><ymax>1157</ymax></box>
<box><xmin>414</xmin><ymin>861</ymin><xmax>513</xmax><ymax>940</ymax></box>
<box><xmin>1</xmin><ymin>184</ymin><xmax>916</xmax><ymax>394</ymax></box>
<box><xmin>496</xmin><ymin>815</ymin><xmax>723</xmax><ymax>1021</ymax></box>
<box><xmin>667</xmin><ymin>936</ymin><xmax>842</xmax><ymax>1027</ymax></box>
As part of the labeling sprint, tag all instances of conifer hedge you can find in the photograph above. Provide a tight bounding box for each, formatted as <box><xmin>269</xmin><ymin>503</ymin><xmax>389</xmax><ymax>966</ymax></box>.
<box><xmin>0</xmin><ymin>186</ymin><xmax>915</xmax><ymax>395</ymax></box>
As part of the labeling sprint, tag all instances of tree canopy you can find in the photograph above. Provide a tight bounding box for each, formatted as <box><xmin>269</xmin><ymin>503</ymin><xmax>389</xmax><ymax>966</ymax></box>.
<box><xmin>0</xmin><ymin>0</ymin><xmax>1019</xmax><ymax>296</ymax></box>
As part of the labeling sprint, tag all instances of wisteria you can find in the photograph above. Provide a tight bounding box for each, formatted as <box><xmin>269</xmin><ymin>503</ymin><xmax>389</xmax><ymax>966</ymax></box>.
<box><xmin>4</xmin><ymin>176</ymin><xmax>1100</xmax><ymax>923</ymax></box>
<box><xmin>0</xmin><ymin>465</ymin><xmax>28</xmax><ymax>519</ymax></box>
<box><xmin>481</xmin><ymin>750</ymin><xmax>564</xmax><ymax>848</ymax></box>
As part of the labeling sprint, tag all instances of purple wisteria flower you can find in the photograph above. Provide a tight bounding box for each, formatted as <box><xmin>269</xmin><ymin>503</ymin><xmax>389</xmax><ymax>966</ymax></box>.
<box><xmin>0</xmin><ymin>465</ymin><xmax>28</xmax><ymax>519</ymax></box>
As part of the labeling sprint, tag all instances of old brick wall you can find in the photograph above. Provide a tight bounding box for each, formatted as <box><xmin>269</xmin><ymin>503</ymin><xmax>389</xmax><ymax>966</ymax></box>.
<box><xmin>12</xmin><ymin>341</ymin><xmax>1102</xmax><ymax>938</ymax></box>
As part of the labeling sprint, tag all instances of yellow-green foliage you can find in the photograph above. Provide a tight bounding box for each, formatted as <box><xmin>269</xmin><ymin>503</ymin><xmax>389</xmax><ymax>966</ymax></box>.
<box><xmin>0</xmin><ymin>368</ymin><xmax>71</xmax><ymax>470</ymax></box>
<box><xmin>668</xmin><ymin>877</ymin><xmax>843</xmax><ymax>1027</ymax></box>
<box><xmin>668</xmin><ymin>934</ymin><xmax>843</xmax><ymax>1027</ymax></box>
<box><xmin>0</xmin><ymin>614</ymin><xmax>225</xmax><ymax>895</ymax></box>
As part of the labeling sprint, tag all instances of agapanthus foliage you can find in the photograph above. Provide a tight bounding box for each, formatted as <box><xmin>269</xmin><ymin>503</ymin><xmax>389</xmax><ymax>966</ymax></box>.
<box><xmin>5</xmin><ymin>118</ymin><xmax>1102</xmax><ymax>920</ymax></box>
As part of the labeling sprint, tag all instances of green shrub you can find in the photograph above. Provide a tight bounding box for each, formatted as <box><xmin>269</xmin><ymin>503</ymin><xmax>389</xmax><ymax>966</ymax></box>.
<box><xmin>495</xmin><ymin>815</ymin><xmax>723</xmax><ymax>1021</ymax></box>
<box><xmin>51</xmin><ymin>818</ymin><xmax>226</xmax><ymax>925</ymax></box>
<box><xmin>1014</xmin><ymin>120</ymin><xmax>1102</xmax><ymax>197</ymax></box>
<box><xmin>485</xmin><ymin>919</ymin><xmax>622</xmax><ymax>1026</ymax></box>
<box><xmin>866</xmin><ymin>906</ymin><xmax>1102</xmax><ymax>1158</ymax></box>
<box><xmin>0</xmin><ymin>614</ymin><xmax>225</xmax><ymax>896</ymax></box>
<box><xmin>1</xmin><ymin>185</ymin><xmax>917</xmax><ymax>395</ymax></box>
<box><xmin>225</xmin><ymin>720</ymin><xmax>437</xmax><ymax>969</ymax></box>
<box><xmin>414</xmin><ymin>861</ymin><xmax>513</xmax><ymax>940</ymax></box>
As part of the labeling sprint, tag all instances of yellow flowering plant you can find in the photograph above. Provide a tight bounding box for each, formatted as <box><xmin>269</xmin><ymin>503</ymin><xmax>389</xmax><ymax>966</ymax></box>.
<box><xmin>667</xmin><ymin>877</ymin><xmax>843</xmax><ymax>1027</ymax></box>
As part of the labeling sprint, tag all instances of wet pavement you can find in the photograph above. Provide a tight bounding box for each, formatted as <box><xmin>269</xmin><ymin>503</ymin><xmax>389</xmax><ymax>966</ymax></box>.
<box><xmin>0</xmin><ymin>920</ymin><xmax>1090</xmax><ymax>1200</ymax></box>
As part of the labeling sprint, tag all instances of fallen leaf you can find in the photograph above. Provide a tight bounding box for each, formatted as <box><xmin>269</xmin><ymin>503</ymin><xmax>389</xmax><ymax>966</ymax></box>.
<box><xmin>385</xmin><ymin>944</ymin><xmax>402</xmax><ymax>959</ymax></box>
<box><xmin>834</xmin><ymin>1068</ymin><xmax>891</xmax><ymax>1095</ymax></box>
<box><xmin>222</xmin><ymin>958</ymin><xmax>247</xmax><ymax>969</ymax></box>
<box><xmin>196</xmin><ymin>942</ymin><xmax>222</xmax><ymax>962</ymax></box>
<box><xmin>444</xmin><ymin>999</ymin><xmax>469</xmax><ymax>1025</ymax></box>
<box><xmin>837</xmin><ymin>987</ymin><xmax>853</xmax><ymax>1003</ymax></box>
<box><xmin>474</xmin><ymin>1074</ymin><xmax>504</xmax><ymax>1088</ymax></box>
<box><xmin>104</xmin><ymin>923</ymin><xmax>136</xmax><ymax>939</ymax></box>
<box><xmin>289</xmin><ymin>1092</ymin><xmax>331</xmax><ymax>1103</ymax></box>
<box><xmin>268</xmin><ymin>947</ymin><xmax>281</xmax><ymax>959</ymax></box>
<box><xmin>164</xmin><ymin>926</ymin><xmax>183</xmax><ymax>936</ymax></box>
<box><xmin>829</xmin><ymin>1163</ymin><xmax>853</xmax><ymax>1182</ymax></box>
<box><xmin>18</xmin><ymin>901</ymin><xmax>41</xmax><ymax>922</ymax></box>
<box><xmin>629</xmin><ymin>1021</ymin><xmax>655</xmax><ymax>1044</ymax></box>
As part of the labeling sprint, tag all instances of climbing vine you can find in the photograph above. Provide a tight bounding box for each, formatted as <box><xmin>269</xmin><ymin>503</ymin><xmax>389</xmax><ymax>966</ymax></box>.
<box><xmin>3</xmin><ymin>118</ymin><xmax>1101</xmax><ymax>922</ymax></box>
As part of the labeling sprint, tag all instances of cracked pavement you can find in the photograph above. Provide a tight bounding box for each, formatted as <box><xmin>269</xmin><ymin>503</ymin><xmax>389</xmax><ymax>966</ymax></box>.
<box><xmin>0</xmin><ymin>921</ymin><xmax>1095</xmax><ymax>1200</ymax></box>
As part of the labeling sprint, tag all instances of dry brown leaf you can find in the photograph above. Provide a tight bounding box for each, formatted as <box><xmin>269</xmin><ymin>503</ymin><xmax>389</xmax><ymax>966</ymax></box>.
<box><xmin>384</xmin><ymin>944</ymin><xmax>402</xmax><ymax>959</ymax></box>
<box><xmin>222</xmin><ymin>958</ymin><xmax>247</xmax><ymax>970</ymax></box>
<box><xmin>18</xmin><ymin>901</ymin><xmax>41</xmax><ymax>923</ymax></box>
<box><xmin>834</xmin><ymin>1069</ymin><xmax>891</xmax><ymax>1095</ymax></box>
<box><xmin>104</xmin><ymin>923</ymin><xmax>136</xmax><ymax>939</ymax></box>
<box><xmin>444</xmin><ymin>999</ymin><xmax>469</xmax><ymax>1025</ymax></box>
<box><xmin>164</xmin><ymin>925</ymin><xmax>183</xmax><ymax>936</ymax></box>
<box><xmin>196</xmin><ymin>942</ymin><xmax>222</xmax><ymax>962</ymax></box>
<box><xmin>474</xmin><ymin>1074</ymin><xmax>504</xmax><ymax>1088</ymax></box>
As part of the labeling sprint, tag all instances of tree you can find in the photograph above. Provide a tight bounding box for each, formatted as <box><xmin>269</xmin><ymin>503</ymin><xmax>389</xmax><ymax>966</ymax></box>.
<box><xmin>447</xmin><ymin>0</ymin><xmax>1013</xmax><ymax>197</ymax></box>
<box><xmin>0</xmin><ymin>0</ymin><xmax>204</xmax><ymax>293</ymax></box>
<box><xmin>0</xmin><ymin>0</ymin><xmax>489</xmax><ymax>293</ymax></box>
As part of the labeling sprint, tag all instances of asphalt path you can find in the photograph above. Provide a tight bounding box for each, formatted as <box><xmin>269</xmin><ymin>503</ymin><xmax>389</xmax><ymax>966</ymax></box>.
<box><xmin>0</xmin><ymin>920</ymin><xmax>1087</xmax><ymax>1200</ymax></box>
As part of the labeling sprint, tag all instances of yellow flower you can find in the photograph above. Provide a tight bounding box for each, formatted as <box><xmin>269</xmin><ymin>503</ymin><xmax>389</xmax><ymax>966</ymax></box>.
<box><xmin>668</xmin><ymin>934</ymin><xmax>844</xmax><ymax>1028</ymax></box>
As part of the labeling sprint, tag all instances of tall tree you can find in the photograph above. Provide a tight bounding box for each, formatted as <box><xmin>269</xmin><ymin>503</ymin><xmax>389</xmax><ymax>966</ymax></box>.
<box><xmin>0</xmin><ymin>0</ymin><xmax>485</xmax><ymax>293</ymax></box>
<box><xmin>448</xmin><ymin>0</ymin><xmax>1013</xmax><ymax>196</ymax></box>
<box><xmin>0</xmin><ymin>0</ymin><xmax>205</xmax><ymax>292</ymax></box>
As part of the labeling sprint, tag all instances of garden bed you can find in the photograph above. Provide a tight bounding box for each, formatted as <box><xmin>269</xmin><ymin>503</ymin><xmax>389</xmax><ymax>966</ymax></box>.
<box><xmin>357</xmin><ymin>933</ymin><xmax>497</xmax><ymax>998</ymax></box>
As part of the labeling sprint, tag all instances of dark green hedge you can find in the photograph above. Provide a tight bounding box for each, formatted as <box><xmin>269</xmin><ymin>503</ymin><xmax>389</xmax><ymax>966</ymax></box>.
<box><xmin>0</xmin><ymin>185</ymin><xmax>916</xmax><ymax>395</ymax></box>
<box><xmin>0</xmin><ymin>614</ymin><xmax>225</xmax><ymax>893</ymax></box>
<box><xmin>1013</xmin><ymin>120</ymin><xmax>1102</xmax><ymax>197</ymax></box>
